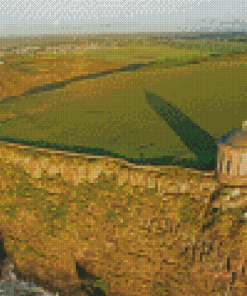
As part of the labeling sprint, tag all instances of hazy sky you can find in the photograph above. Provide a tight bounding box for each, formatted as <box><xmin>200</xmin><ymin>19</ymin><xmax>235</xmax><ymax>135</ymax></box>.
<box><xmin>0</xmin><ymin>0</ymin><xmax>246</xmax><ymax>35</ymax></box>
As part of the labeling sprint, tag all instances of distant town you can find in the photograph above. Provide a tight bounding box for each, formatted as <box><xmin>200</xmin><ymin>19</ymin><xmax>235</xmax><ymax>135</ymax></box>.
<box><xmin>0</xmin><ymin>31</ymin><xmax>245</xmax><ymax>57</ymax></box>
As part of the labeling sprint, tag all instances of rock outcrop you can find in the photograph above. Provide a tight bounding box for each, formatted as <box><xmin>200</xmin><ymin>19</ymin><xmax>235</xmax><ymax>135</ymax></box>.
<box><xmin>0</xmin><ymin>141</ymin><xmax>247</xmax><ymax>295</ymax></box>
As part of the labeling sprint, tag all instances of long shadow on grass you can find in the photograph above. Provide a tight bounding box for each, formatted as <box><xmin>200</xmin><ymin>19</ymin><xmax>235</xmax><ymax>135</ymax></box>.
<box><xmin>143</xmin><ymin>90</ymin><xmax>218</xmax><ymax>171</ymax></box>
<box><xmin>0</xmin><ymin>89</ymin><xmax>218</xmax><ymax>172</ymax></box>
<box><xmin>0</xmin><ymin>55</ymin><xmax>227</xmax><ymax>171</ymax></box>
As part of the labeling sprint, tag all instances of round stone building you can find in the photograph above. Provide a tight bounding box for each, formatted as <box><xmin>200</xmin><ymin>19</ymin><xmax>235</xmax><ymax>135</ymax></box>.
<box><xmin>217</xmin><ymin>121</ymin><xmax>247</xmax><ymax>186</ymax></box>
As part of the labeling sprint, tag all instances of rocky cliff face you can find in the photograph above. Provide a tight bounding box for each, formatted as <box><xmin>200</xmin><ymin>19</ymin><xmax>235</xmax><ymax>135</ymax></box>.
<box><xmin>0</xmin><ymin>256</ymin><xmax>60</xmax><ymax>296</ymax></box>
<box><xmin>0</xmin><ymin>141</ymin><xmax>246</xmax><ymax>295</ymax></box>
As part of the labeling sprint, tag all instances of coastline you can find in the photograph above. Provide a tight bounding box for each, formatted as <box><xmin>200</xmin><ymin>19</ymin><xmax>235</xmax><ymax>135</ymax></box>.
<box><xmin>0</xmin><ymin>257</ymin><xmax>59</xmax><ymax>295</ymax></box>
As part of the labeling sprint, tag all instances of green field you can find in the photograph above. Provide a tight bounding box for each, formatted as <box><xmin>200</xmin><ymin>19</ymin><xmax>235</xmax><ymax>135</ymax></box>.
<box><xmin>0</xmin><ymin>38</ymin><xmax>246</xmax><ymax>170</ymax></box>
<box><xmin>0</xmin><ymin>35</ymin><xmax>247</xmax><ymax>296</ymax></box>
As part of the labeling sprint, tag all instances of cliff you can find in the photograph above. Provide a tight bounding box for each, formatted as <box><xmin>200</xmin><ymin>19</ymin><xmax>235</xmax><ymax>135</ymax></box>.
<box><xmin>0</xmin><ymin>141</ymin><xmax>246</xmax><ymax>295</ymax></box>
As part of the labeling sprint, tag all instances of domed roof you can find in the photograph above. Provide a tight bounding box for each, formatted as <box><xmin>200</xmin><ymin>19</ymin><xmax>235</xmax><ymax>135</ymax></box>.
<box><xmin>218</xmin><ymin>121</ymin><xmax>247</xmax><ymax>147</ymax></box>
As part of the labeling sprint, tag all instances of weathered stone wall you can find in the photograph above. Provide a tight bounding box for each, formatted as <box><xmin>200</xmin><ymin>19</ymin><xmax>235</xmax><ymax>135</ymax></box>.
<box><xmin>0</xmin><ymin>141</ymin><xmax>246</xmax><ymax>295</ymax></box>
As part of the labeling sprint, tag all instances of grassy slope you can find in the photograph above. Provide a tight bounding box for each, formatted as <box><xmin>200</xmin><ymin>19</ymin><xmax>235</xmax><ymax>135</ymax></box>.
<box><xmin>0</xmin><ymin>44</ymin><xmax>246</xmax><ymax>165</ymax></box>
<box><xmin>0</xmin><ymin>51</ymin><xmax>128</xmax><ymax>101</ymax></box>
<box><xmin>0</xmin><ymin>40</ymin><xmax>247</xmax><ymax>294</ymax></box>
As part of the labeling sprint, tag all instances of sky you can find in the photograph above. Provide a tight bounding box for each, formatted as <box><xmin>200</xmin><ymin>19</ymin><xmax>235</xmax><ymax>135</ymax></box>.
<box><xmin>0</xmin><ymin>0</ymin><xmax>246</xmax><ymax>36</ymax></box>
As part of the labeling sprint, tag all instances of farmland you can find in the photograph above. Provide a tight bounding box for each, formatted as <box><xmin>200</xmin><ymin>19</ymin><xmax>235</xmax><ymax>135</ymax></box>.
<box><xmin>0</xmin><ymin>34</ymin><xmax>246</xmax><ymax>167</ymax></box>
<box><xmin>0</xmin><ymin>32</ymin><xmax>247</xmax><ymax>295</ymax></box>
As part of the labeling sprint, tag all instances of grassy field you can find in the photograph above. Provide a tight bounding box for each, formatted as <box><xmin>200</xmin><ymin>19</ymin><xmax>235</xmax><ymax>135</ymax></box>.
<box><xmin>0</xmin><ymin>38</ymin><xmax>246</xmax><ymax>169</ymax></box>
<box><xmin>0</xmin><ymin>37</ymin><xmax>247</xmax><ymax>295</ymax></box>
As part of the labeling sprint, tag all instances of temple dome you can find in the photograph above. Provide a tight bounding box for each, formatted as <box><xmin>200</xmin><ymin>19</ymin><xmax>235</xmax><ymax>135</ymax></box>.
<box><xmin>217</xmin><ymin>121</ymin><xmax>247</xmax><ymax>186</ymax></box>
<box><xmin>218</xmin><ymin>121</ymin><xmax>247</xmax><ymax>148</ymax></box>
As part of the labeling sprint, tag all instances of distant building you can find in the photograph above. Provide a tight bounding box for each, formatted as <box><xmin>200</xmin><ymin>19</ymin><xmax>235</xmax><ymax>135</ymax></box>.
<box><xmin>217</xmin><ymin>121</ymin><xmax>247</xmax><ymax>186</ymax></box>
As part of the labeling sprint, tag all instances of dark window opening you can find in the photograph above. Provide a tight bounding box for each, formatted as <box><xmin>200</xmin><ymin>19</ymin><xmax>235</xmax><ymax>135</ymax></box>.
<box><xmin>220</xmin><ymin>161</ymin><xmax>222</xmax><ymax>173</ymax></box>
<box><xmin>227</xmin><ymin>161</ymin><xmax>231</xmax><ymax>174</ymax></box>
